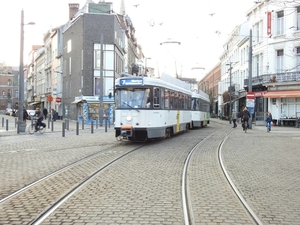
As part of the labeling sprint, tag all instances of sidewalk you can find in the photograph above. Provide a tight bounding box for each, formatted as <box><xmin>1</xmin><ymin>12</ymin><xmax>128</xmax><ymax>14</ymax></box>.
<box><xmin>0</xmin><ymin>115</ymin><xmax>114</xmax><ymax>137</ymax></box>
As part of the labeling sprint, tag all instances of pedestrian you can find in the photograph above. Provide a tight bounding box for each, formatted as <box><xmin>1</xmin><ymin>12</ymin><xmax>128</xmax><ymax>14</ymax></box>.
<box><xmin>43</xmin><ymin>108</ymin><xmax>48</xmax><ymax>120</ymax></box>
<box><xmin>266</xmin><ymin>112</ymin><xmax>272</xmax><ymax>130</ymax></box>
<box><xmin>231</xmin><ymin>109</ymin><xmax>237</xmax><ymax>128</ymax></box>
<box><xmin>23</xmin><ymin>106</ymin><xmax>28</xmax><ymax>122</ymax></box>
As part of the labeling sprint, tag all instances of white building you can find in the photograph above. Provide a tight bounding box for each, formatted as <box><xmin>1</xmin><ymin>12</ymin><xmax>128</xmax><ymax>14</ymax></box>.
<box><xmin>219</xmin><ymin>0</ymin><xmax>300</xmax><ymax>124</ymax></box>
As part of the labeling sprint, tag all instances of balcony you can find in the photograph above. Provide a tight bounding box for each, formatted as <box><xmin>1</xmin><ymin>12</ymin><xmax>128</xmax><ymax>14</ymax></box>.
<box><xmin>244</xmin><ymin>71</ymin><xmax>300</xmax><ymax>86</ymax></box>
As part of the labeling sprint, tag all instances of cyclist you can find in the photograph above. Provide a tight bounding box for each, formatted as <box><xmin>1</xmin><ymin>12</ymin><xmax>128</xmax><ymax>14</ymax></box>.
<box><xmin>34</xmin><ymin>108</ymin><xmax>44</xmax><ymax>132</ymax></box>
<box><xmin>266</xmin><ymin>112</ymin><xmax>272</xmax><ymax>131</ymax></box>
<box><xmin>242</xmin><ymin>107</ymin><xmax>250</xmax><ymax>131</ymax></box>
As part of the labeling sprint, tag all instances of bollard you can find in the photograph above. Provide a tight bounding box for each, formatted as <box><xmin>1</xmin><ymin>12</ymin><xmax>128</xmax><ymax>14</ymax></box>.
<box><xmin>6</xmin><ymin>119</ymin><xmax>9</xmax><ymax>131</ymax></box>
<box><xmin>96</xmin><ymin>120</ymin><xmax>98</xmax><ymax>129</ymax></box>
<box><xmin>76</xmin><ymin>122</ymin><xmax>79</xmax><ymax>135</ymax></box>
<box><xmin>82</xmin><ymin>119</ymin><xmax>84</xmax><ymax>130</ymax></box>
<box><xmin>91</xmin><ymin>121</ymin><xmax>94</xmax><ymax>134</ymax></box>
<box><xmin>2</xmin><ymin>117</ymin><xmax>4</xmax><ymax>127</ymax></box>
<box><xmin>108</xmin><ymin>119</ymin><xmax>110</xmax><ymax>129</ymax></box>
<box><xmin>15</xmin><ymin>117</ymin><xmax>17</xmax><ymax>128</ymax></box>
<box><xmin>62</xmin><ymin>122</ymin><xmax>65</xmax><ymax>137</ymax></box>
<box><xmin>105</xmin><ymin>119</ymin><xmax>107</xmax><ymax>132</ymax></box>
<box><xmin>66</xmin><ymin>119</ymin><xmax>69</xmax><ymax>130</ymax></box>
<box><xmin>48</xmin><ymin>118</ymin><xmax>50</xmax><ymax>129</ymax></box>
<box><xmin>51</xmin><ymin>120</ymin><xmax>54</xmax><ymax>132</ymax></box>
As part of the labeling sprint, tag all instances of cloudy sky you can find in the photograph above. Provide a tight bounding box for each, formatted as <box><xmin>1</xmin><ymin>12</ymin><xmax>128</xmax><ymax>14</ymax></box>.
<box><xmin>0</xmin><ymin>0</ymin><xmax>255</xmax><ymax>78</ymax></box>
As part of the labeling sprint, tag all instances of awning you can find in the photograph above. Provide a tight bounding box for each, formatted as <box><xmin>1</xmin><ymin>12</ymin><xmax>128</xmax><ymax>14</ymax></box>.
<box><xmin>263</xmin><ymin>90</ymin><xmax>300</xmax><ymax>98</ymax></box>
<box><xmin>71</xmin><ymin>100</ymin><xmax>83</xmax><ymax>104</ymax></box>
<box><xmin>28</xmin><ymin>102</ymin><xmax>40</xmax><ymax>105</ymax></box>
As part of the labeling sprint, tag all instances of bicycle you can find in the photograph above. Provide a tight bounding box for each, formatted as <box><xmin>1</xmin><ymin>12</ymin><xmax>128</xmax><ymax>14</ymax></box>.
<box><xmin>242</xmin><ymin>119</ymin><xmax>248</xmax><ymax>133</ymax></box>
<box><xmin>266</xmin><ymin>121</ymin><xmax>271</xmax><ymax>132</ymax></box>
<box><xmin>28</xmin><ymin>118</ymin><xmax>46</xmax><ymax>135</ymax></box>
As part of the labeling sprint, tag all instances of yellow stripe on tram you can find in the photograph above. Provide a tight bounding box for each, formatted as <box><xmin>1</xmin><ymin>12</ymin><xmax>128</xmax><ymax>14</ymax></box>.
<box><xmin>176</xmin><ymin>110</ymin><xmax>180</xmax><ymax>132</ymax></box>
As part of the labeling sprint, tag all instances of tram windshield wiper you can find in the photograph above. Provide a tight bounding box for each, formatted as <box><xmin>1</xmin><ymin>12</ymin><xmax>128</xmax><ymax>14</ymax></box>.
<box><xmin>122</xmin><ymin>102</ymin><xmax>140</xmax><ymax>112</ymax></box>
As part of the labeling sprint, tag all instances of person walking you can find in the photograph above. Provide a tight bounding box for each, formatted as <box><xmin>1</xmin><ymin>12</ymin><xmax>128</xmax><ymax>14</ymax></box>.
<box><xmin>231</xmin><ymin>109</ymin><xmax>237</xmax><ymax>128</ymax></box>
<box><xmin>43</xmin><ymin>108</ymin><xmax>48</xmax><ymax>120</ymax></box>
<box><xmin>266</xmin><ymin>112</ymin><xmax>272</xmax><ymax>131</ymax></box>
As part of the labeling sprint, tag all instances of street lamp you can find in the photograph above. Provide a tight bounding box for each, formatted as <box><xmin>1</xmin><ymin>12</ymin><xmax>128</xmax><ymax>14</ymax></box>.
<box><xmin>18</xmin><ymin>9</ymin><xmax>35</xmax><ymax>133</ymax></box>
<box><xmin>226</xmin><ymin>62</ymin><xmax>233</xmax><ymax>124</ymax></box>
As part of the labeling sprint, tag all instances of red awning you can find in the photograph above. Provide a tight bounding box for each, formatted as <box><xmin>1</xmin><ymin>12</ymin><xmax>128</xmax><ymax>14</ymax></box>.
<box><xmin>263</xmin><ymin>90</ymin><xmax>300</xmax><ymax>98</ymax></box>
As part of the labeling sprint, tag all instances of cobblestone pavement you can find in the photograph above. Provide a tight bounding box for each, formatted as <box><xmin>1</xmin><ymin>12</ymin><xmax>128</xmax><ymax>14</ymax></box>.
<box><xmin>0</xmin><ymin>116</ymin><xmax>299</xmax><ymax>224</ymax></box>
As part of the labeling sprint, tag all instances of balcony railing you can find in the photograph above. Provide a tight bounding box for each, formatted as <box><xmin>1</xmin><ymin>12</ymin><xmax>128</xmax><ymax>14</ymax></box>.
<box><xmin>244</xmin><ymin>71</ymin><xmax>300</xmax><ymax>86</ymax></box>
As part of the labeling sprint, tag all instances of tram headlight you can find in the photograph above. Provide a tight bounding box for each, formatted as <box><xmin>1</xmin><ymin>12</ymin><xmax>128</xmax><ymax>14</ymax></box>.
<box><xmin>126</xmin><ymin>116</ymin><xmax>132</xmax><ymax>122</ymax></box>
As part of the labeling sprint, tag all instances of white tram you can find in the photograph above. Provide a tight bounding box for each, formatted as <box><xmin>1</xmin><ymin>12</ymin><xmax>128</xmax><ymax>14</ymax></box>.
<box><xmin>115</xmin><ymin>75</ymin><xmax>193</xmax><ymax>141</ymax></box>
<box><xmin>191</xmin><ymin>91</ymin><xmax>210</xmax><ymax>128</ymax></box>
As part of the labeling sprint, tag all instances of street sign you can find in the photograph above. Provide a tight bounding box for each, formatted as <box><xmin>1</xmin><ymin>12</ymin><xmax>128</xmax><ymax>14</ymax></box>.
<box><xmin>247</xmin><ymin>91</ymin><xmax>255</xmax><ymax>99</ymax></box>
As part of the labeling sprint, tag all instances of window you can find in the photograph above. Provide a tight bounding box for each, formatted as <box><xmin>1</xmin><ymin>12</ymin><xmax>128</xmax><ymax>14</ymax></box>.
<box><xmin>69</xmin><ymin>57</ymin><xmax>71</xmax><ymax>74</ymax></box>
<box><xmin>276</xmin><ymin>49</ymin><xmax>284</xmax><ymax>72</ymax></box>
<box><xmin>297</xmin><ymin>6</ymin><xmax>300</xmax><ymax>30</ymax></box>
<box><xmin>67</xmin><ymin>40</ymin><xmax>72</xmax><ymax>53</ymax></box>
<box><xmin>7</xmin><ymin>79</ymin><xmax>12</xmax><ymax>86</ymax></box>
<box><xmin>297</xmin><ymin>47</ymin><xmax>300</xmax><ymax>71</ymax></box>
<box><xmin>277</xmin><ymin>11</ymin><xmax>284</xmax><ymax>35</ymax></box>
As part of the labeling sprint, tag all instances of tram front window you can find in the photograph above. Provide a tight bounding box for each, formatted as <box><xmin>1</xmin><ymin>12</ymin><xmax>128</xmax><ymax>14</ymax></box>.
<box><xmin>117</xmin><ymin>88</ymin><xmax>151</xmax><ymax>109</ymax></box>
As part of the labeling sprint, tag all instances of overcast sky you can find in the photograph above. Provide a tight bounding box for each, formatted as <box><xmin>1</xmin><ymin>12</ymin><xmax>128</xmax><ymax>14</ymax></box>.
<box><xmin>0</xmin><ymin>0</ymin><xmax>255</xmax><ymax>78</ymax></box>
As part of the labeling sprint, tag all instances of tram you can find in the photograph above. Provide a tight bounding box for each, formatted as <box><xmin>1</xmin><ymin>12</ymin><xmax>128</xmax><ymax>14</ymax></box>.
<box><xmin>114</xmin><ymin>73</ymin><xmax>210</xmax><ymax>142</ymax></box>
<box><xmin>191</xmin><ymin>91</ymin><xmax>210</xmax><ymax>128</ymax></box>
<box><xmin>115</xmin><ymin>74</ymin><xmax>193</xmax><ymax>141</ymax></box>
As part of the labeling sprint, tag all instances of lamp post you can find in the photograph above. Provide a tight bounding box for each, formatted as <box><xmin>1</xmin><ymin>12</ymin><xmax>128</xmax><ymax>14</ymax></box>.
<box><xmin>18</xmin><ymin>9</ymin><xmax>35</xmax><ymax>133</ymax></box>
<box><xmin>226</xmin><ymin>62</ymin><xmax>233</xmax><ymax>124</ymax></box>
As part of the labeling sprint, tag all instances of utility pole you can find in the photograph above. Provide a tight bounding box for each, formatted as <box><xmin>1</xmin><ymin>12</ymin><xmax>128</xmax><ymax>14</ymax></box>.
<box><xmin>248</xmin><ymin>29</ymin><xmax>253</xmax><ymax>129</ymax></box>
<box><xmin>99</xmin><ymin>33</ymin><xmax>104</xmax><ymax>126</ymax></box>
<box><xmin>227</xmin><ymin>62</ymin><xmax>233</xmax><ymax>124</ymax></box>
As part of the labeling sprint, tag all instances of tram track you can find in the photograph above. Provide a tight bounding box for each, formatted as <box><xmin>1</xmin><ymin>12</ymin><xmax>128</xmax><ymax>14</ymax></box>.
<box><xmin>0</xmin><ymin>144</ymin><xmax>145</xmax><ymax>225</ymax></box>
<box><xmin>181</xmin><ymin>128</ymin><xmax>264</xmax><ymax>225</ymax></box>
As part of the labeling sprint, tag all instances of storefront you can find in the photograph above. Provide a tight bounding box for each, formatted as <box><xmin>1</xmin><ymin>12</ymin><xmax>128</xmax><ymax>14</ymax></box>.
<box><xmin>71</xmin><ymin>96</ymin><xmax>114</xmax><ymax>125</ymax></box>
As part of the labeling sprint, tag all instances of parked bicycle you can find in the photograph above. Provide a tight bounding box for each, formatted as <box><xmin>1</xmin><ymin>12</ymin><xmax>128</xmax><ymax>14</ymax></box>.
<box><xmin>28</xmin><ymin>117</ymin><xmax>46</xmax><ymax>134</ymax></box>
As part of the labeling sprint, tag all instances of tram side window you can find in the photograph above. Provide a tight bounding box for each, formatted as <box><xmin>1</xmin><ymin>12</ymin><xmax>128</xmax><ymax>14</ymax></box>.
<box><xmin>153</xmin><ymin>87</ymin><xmax>160</xmax><ymax>109</ymax></box>
<box><xmin>170</xmin><ymin>91</ymin><xmax>175</xmax><ymax>109</ymax></box>
<box><xmin>164</xmin><ymin>90</ymin><xmax>170</xmax><ymax>109</ymax></box>
<box><xmin>187</xmin><ymin>96</ymin><xmax>191</xmax><ymax>110</ymax></box>
<box><xmin>160</xmin><ymin>88</ymin><xmax>164</xmax><ymax>109</ymax></box>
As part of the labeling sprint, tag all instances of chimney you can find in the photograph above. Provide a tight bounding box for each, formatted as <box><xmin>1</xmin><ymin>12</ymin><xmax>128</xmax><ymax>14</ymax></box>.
<box><xmin>69</xmin><ymin>3</ymin><xmax>79</xmax><ymax>20</ymax></box>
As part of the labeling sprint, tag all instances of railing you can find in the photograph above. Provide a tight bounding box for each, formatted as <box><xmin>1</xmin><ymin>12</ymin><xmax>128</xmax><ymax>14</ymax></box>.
<box><xmin>244</xmin><ymin>71</ymin><xmax>300</xmax><ymax>86</ymax></box>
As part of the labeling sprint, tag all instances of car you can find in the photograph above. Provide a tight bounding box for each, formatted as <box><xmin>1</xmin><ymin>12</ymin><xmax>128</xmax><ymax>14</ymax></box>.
<box><xmin>5</xmin><ymin>108</ymin><xmax>12</xmax><ymax>115</ymax></box>
<box><xmin>27</xmin><ymin>110</ymin><xmax>36</xmax><ymax>120</ymax></box>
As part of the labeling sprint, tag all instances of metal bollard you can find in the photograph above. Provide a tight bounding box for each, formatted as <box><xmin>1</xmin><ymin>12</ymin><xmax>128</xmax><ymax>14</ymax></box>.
<box><xmin>48</xmin><ymin>118</ymin><xmax>50</xmax><ymax>129</ymax></box>
<box><xmin>62</xmin><ymin>122</ymin><xmax>65</xmax><ymax>137</ymax></box>
<box><xmin>51</xmin><ymin>120</ymin><xmax>54</xmax><ymax>132</ymax></box>
<box><xmin>2</xmin><ymin>117</ymin><xmax>4</xmax><ymax>127</ymax></box>
<box><xmin>91</xmin><ymin>121</ymin><xmax>94</xmax><ymax>134</ymax></box>
<box><xmin>6</xmin><ymin>119</ymin><xmax>9</xmax><ymax>131</ymax></box>
<box><xmin>76</xmin><ymin>122</ymin><xmax>79</xmax><ymax>135</ymax></box>
<box><xmin>96</xmin><ymin>120</ymin><xmax>98</xmax><ymax>129</ymax></box>
<box><xmin>105</xmin><ymin>119</ymin><xmax>107</xmax><ymax>132</ymax></box>
<box><xmin>82</xmin><ymin>119</ymin><xmax>84</xmax><ymax>130</ymax></box>
<box><xmin>66</xmin><ymin>119</ymin><xmax>69</xmax><ymax>130</ymax></box>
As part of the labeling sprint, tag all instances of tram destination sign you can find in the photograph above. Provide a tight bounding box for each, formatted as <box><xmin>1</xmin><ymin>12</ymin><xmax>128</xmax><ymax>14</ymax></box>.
<box><xmin>119</xmin><ymin>78</ymin><xmax>143</xmax><ymax>86</ymax></box>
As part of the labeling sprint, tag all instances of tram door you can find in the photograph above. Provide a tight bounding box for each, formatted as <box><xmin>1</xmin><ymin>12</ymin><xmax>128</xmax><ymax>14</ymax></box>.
<box><xmin>176</xmin><ymin>110</ymin><xmax>180</xmax><ymax>132</ymax></box>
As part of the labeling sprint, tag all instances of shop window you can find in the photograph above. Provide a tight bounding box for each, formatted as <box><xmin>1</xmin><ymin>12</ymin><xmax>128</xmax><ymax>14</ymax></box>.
<box><xmin>272</xmin><ymin>98</ymin><xmax>276</xmax><ymax>105</ymax></box>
